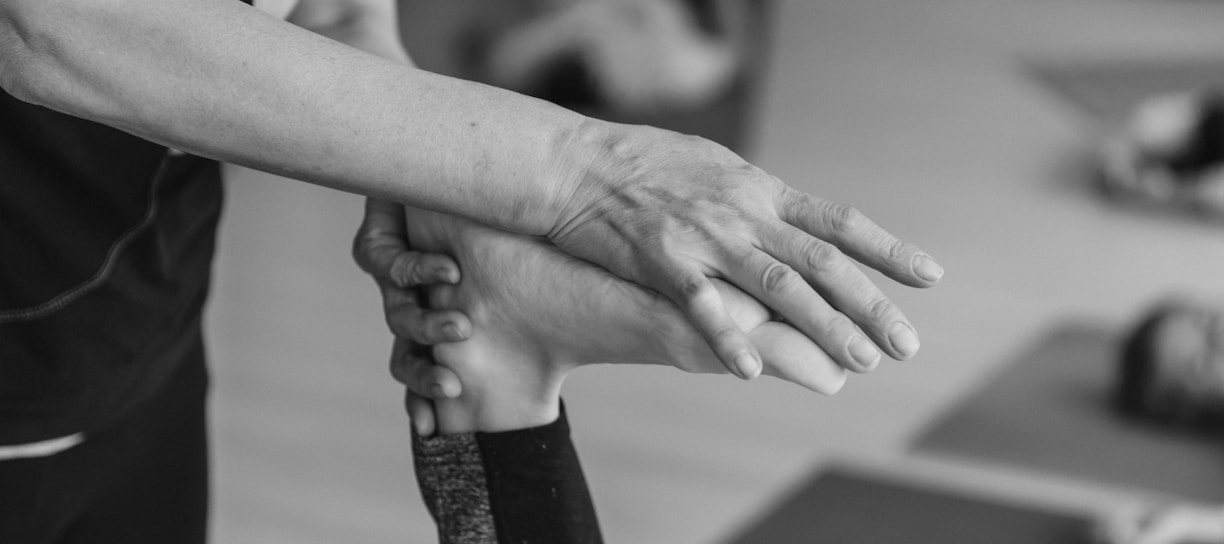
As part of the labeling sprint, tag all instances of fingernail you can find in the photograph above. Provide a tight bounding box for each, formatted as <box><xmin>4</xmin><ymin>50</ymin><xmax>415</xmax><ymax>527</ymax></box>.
<box><xmin>734</xmin><ymin>351</ymin><xmax>761</xmax><ymax>380</ymax></box>
<box><xmin>437</xmin><ymin>267</ymin><xmax>459</xmax><ymax>283</ymax></box>
<box><xmin>430</xmin><ymin>382</ymin><xmax>451</xmax><ymax>398</ymax></box>
<box><xmin>443</xmin><ymin>322</ymin><xmax>466</xmax><ymax>341</ymax></box>
<box><xmin>847</xmin><ymin>335</ymin><xmax>881</xmax><ymax>370</ymax></box>
<box><xmin>889</xmin><ymin>322</ymin><xmax>920</xmax><ymax>358</ymax></box>
<box><xmin>912</xmin><ymin>254</ymin><xmax>944</xmax><ymax>283</ymax></box>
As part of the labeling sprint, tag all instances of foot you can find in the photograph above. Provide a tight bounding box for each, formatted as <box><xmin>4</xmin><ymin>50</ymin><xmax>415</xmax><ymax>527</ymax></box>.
<box><xmin>405</xmin><ymin>208</ymin><xmax>847</xmax><ymax>432</ymax></box>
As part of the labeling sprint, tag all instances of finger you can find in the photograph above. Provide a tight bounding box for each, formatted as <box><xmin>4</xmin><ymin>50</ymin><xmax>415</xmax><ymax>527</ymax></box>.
<box><xmin>354</xmin><ymin>198</ymin><xmax>408</xmax><ymax>274</ymax></box>
<box><xmin>381</xmin><ymin>284</ymin><xmax>472</xmax><ymax>344</ymax></box>
<box><xmin>777</xmin><ymin>189</ymin><xmax>943</xmax><ymax>288</ymax></box>
<box><xmin>758</xmin><ymin>225</ymin><xmax>920</xmax><ymax>361</ymax></box>
<box><xmin>723</xmin><ymin>245</ymin><xmax>883</xmax><ymax>372</ymax></box>
<box><xmin>389</xmin><ymin>338</ymin><xmax>463</xmax><ymax>399</ymax></box>
<box><xmin>355</xmin><ymin>199</ymin><xmax>460</xmax><ymax>287</ymax></box>
<box><xmin>369</xmin><ymin>247</ymin><xmax>461</xmax><ymax>288</ymax></box>
<box><xmin>659</xmin><ymin>269</ymin><xmax>761</xmax><ymax>380</ymax></box>
<box><xmin>364</xmin><ymin>198</ymin><xmax>409</xmax><ymax>236</ymax></box>
<box><xmin>750</xmin><ymin>322</ymin><xmax>848</xmax><ymax>394</ymax></box>
<box><xmin>405</xmin><ymin>389</ymin><xmax>437</xmax><ymax>437</ymax></box>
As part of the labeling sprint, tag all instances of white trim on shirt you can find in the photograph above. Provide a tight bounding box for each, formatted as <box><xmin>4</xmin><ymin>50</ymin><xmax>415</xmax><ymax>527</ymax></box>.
<box><xmin>0</xmin><ymin>433</ymin><xmax>86</xmax><ymax>461</ymax></box>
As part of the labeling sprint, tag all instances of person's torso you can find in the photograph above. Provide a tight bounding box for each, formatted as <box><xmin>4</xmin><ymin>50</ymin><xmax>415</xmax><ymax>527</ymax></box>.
<box><xmin>0</xmin><ymin>0</ymin><xmax>286</xmax><ymax>445</ymax></box>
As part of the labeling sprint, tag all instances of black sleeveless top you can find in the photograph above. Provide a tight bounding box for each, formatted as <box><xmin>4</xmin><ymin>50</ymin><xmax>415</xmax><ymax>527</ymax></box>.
<box><xmin>0</xmin><ymin>0</ymin><xmax>253</xmax><ymax>444</ymax></box>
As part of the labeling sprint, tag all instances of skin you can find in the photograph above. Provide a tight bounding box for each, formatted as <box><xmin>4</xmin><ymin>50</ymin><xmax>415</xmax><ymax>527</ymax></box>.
<box><xmin>2</xmin><ymin>0</ymin><xmax>942</xmax><ymax>381</ymax></box>
<box><xmin>400</xmin><ymin>208</ymin><xmax>848</xmax><ymax>433</ymax></box>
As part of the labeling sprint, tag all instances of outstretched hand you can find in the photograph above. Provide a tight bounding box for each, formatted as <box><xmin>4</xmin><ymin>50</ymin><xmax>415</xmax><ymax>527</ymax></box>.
<box><xmin>547</xmin><ymin>124</ymin><xmax>942</xmax><ymax>380</ymax></box>
<box><xmin>407</xmin><ymin>208</ymin><xmax>849</xmax><ymax>397</ymax></box>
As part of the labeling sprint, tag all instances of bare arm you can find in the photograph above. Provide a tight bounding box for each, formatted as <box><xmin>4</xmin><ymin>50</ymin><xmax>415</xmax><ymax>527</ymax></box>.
<box><xmin>1</xmin><ymin>0</ymin><xmax>580</xmax><ymax>231</ymax></box>
<box><xmin>2</xmin><ymin>0</ymin><xmax>942</xmax><ymax>382</ymax></box>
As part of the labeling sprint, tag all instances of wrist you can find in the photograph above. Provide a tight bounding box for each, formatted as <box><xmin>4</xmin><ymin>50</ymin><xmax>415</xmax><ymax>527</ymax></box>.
<box><xmin>542</xmin><ymin>117</ymin><xmax>628</xmax><ymax>240</ymax></box>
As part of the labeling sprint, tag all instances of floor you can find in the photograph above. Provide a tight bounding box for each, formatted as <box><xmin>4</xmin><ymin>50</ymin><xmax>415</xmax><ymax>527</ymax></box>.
<box><xmin>207</xmin><ymin>1</ymin><xmax>1224</xmax><ymax>542</ymax></box>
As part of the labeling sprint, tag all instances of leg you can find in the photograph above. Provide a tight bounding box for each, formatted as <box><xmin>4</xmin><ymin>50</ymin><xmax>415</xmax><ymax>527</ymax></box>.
<box><xmin>413</xmin><ymin>402</ymin><xmax>602</xmax><ymax>544</ymax></box>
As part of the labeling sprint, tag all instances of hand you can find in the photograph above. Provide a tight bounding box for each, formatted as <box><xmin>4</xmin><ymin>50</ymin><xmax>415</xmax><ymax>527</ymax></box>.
<box><xmin>1096</xmin><ymin>503</ymin><xmax>1224</xmax><ymax>544</ymax></box>
<box><xmin>406</xmin><ymin>209</ymin><xmax>847</xmax><ymax>400</ymax></box>
<box><xmin>548</xmin><ymin>123</ymin><xmax>942</xmax><ymax>379</ymax></box>
<box><xmin>405</xmin><ymin>208</ymin><xmax>850</xmax><ymax>433</ymax></box>
<box><xmin>353</xmin><ymin>198</ymin><xmax>472</xmax><ymax>436</ymax></box>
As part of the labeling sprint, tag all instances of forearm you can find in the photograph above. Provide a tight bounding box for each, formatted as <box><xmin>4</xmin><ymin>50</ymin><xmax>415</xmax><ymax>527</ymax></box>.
<box><xmin>1</xmin><ymin>0</ymin><xmax>592</xmax><ymax>234</ymax></box>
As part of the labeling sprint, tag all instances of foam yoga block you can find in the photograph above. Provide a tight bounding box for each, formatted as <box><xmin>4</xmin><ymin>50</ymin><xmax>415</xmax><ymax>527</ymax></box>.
<box><xmin>913</xmin><ymin>323</ymin><xmax>1224</xmax><ymax>502</ymax></box>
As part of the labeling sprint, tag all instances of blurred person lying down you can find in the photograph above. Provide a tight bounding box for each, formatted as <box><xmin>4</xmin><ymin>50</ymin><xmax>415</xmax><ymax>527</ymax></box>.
<box><xmin>1116</xmin><ymin>298</ymin><xmax>1224</xmax><ymax>428</ymax></box>
<box><xmin>1096</xmin><ymin>298</ymin><xmax>1224</xmax><ymax>544</ymax></box>
<box><xmin>1100</xmin><ymin>90</ymin><xmax>1224</xmax><ymax>217</ymax></box>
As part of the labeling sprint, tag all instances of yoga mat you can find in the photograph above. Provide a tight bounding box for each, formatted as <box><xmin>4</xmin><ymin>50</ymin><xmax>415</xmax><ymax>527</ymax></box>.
<box><xmin>913</xmin><ymin>323</ymin><xmax>1224</xmax><ymax>502</ymax></box>
<box><xmin>729</xmin><ymin>467</ymin><xmax>1093</xmax><ymax>544</ymax></box>
<box><xmin>1029</xmin><ymin>57</ymin><xmax>1224</xmax><ymax>124</ymax></box>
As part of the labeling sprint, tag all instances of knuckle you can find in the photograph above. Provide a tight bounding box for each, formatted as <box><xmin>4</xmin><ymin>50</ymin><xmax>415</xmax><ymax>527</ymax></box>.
<box><xmin>865</xmin><ymin>296</ymin><xmax>896</xmax><ymax>324</ymax></box>
<box><xmin>389</xmin><ymin>362</ymin><xmax>409</xmax><ymax>385</ymax></box>
<box><xmin>386</xmin><ymin>312</ymin><xmax>424</xmax><ymax>342</ymax></box>
<box><xmin>760</xmin><ymin>261</ymin><xmax>797</xmax><ymax>295</ymax></box>
<box><xmin>886</xmin><ymin>239</ymin><xmax>910</xmax><ymax>263</ymax></box>
<box><xmin>777</xmin><ymin>187</ymin><xmax>814</xmax><ymax>219</ymax></box>
<box><xmin>824</xmin><ymin>203</ymin><xmax>862</xmax><ymax>233</ymax></box>
<box><xmin>385</xmin><ymin>313</ymin><xmax>412</xmax><ymax>339</ymax></box>
<box><xmin>678</xmin><ymin>276</ymin><xmax>712</xmax><ymax>302</ymax></box>
<box><xmin>388</xmin><ymin>351</ymin><xmax>415</xmax><ymax>384</ymax></box>
<box><xmin>805</xmin><ymin>242</ymin><xmax>843</xmax><ymax>274</ymax></box>
<box><xmin>390</xmin><ymin>252</ymin><xmax>420</xmax><ymax>286</ymax></box>
<box><xmin>351</xmin><ymin>233</ymin><xmax>374</xmax><ymax>269</ymax></box>
<box><xmin>412</xmin><ymin>361</ymin><xmax>440</xmax><ymax>388</ymax></box>
<box><xmin>823</xmin><ymin>315</ymin><xmax>855</xmax><ymax>339</ymax></box>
